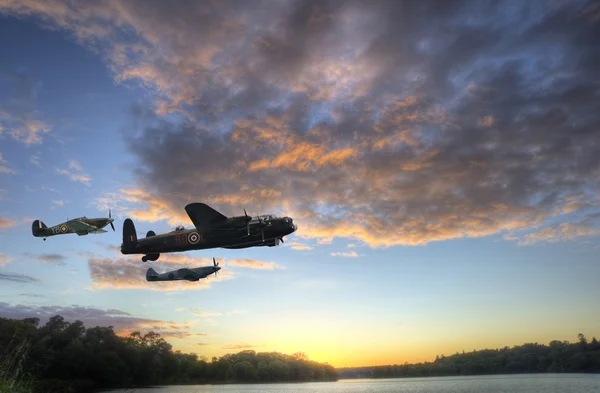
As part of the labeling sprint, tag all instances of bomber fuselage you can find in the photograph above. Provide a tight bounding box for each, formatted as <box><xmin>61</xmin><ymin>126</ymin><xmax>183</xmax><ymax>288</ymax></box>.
<box><xmin>121</xmin><ymin>216</ymin><xmax>297</xmax><ymax>255</ymax></box>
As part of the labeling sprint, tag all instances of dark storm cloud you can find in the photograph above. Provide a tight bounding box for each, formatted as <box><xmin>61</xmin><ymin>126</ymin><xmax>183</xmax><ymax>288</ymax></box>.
<box><xmin>4</xmin><ymin>0</ymin><xmax>600</xmax><ymax>246</ymax></box>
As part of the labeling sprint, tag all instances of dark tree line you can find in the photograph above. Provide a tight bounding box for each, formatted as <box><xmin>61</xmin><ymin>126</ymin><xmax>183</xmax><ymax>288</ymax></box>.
<box><xmin>338</xmin><ymin>333</ymin><xmax>600</xmax><ymax>379</ymax></box>
<box><xmin>0</xmin><ymin>315</ymin><xmax>337</xmax><ymax>393</ymax></box>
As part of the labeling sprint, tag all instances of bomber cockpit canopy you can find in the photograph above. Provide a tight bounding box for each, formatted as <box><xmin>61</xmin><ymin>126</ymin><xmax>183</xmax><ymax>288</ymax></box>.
<box><xmin>251</xmin><ymin>214</ymin><xmax>277</xmax><ymax>222</ymax></box>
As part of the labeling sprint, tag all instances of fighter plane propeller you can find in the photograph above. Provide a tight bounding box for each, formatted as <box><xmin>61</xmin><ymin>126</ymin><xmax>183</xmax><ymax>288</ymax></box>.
<box><xmin>212</xmin><ymin>256</ymin><xmax>219</xmax><ymax>278</ymax></box>
<box><xmin>121</xmin><ymin>202</ymin><xmax>297</xmax><ymax>262</ymax></box>
<box><xmin>109</xmin><ymin>209</ymin><xmax>115</xmax><ymax>232</ymax></box>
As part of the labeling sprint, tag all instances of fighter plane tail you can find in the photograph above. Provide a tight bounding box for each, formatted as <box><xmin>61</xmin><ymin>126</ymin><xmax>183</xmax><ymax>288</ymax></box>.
<box><xmin>31</xmin><ymin>220</ymin><xmax>48</xmax><ymax>237</ymax></box>
<box><xmin>146</xmin><ymin>267</ymin><xmax>159</xmax><ymax>281</ymax></box>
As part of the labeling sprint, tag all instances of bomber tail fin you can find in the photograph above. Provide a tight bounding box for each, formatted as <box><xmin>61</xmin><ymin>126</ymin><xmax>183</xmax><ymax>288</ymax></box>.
<box><xmin>121</xmin><ymin>218</ymin><xmax>138</xmax><ymax>254</ymax></box>
<box><xmin>146</xmin><ymin>268</ymin><xmax>159</xmax><ymax>281</ymax></box>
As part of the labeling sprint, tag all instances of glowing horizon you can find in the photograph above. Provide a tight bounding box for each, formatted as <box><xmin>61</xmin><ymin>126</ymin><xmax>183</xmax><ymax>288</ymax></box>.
<box><xmin>1</xmin><ymin>0</ymin><xmax>599</xmax><ymax>369</ymax></box>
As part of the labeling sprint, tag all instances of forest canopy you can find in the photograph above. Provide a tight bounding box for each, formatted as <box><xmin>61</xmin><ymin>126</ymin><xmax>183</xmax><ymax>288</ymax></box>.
<box><xmin>1</xmin><ymin>314</ymin><xmax>598</xmax><ymax>393</ymax></box>
<box><xmin>338</xmin><ymin>333</ymin><xmax>600</xmax><ymax>379</ymax></box>
<box><xmin>0</xmin><ymin>315</ymin><xmax>337</xmax><ymax>392</ymax></box>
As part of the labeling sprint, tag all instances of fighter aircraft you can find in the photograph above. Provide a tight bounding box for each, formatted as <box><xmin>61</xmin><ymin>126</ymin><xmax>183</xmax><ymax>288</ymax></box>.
<box><xmin>32</xmin><ymin>210</ymin><xmax>115</xmax><ymax>241</ymax></box>
<box><xmin>146</xmin><ymin>257</ymin><xmax>221</xmax><ymax>282</ymax></box>
<box><xmin>121</xmin><ymin>202</ymin><xmax>297</xmax><ymax>262</ymax></box>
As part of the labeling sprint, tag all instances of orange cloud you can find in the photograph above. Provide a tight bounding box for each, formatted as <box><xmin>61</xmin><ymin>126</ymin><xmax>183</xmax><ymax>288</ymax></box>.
<box><xmin>55</xmin><ymin>167</ymin><xmax>92</xmax><ymax>185</ymax></box>
<box><xmin>0</xmin><ymin>217</ymin><xmax>16</xmax><ymax>229</ymax></box>
<box><xmin>225</xmin><ymin>258</ymin><xmax>281</xmax><ymax>270</ymax></box>
<box><xmin>289</xmin><ymin>242</ymin><xmax>313</xmax><ymax>251</ymax></box>
<box><xmin>553</xmin><ymin>193</ymin><xmax>595</xmax><ymax>216</ymax></box>
<box><xmin>0</xmin><ymin>115</ymin><xmax>51</xmax><ymax>145</ymax></box>
<box><xmin>519</xmin><ymin>223</ymin><xmax>600</xmax><ymax>246</ymax></box>
<box><xmin>0</xmin><ymin>253</ymin><xmax>12</xmax><ymax>267</ymax></box>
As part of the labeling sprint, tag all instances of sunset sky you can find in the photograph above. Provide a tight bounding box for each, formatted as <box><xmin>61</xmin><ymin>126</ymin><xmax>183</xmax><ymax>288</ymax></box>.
<box><xmin>0</xmin><ymin>0</ymin><xmax>599</xmax><ymax>368</ymax></box>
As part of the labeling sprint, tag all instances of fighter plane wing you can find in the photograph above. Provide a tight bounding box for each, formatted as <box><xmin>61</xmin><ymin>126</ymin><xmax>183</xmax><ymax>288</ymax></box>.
<box><xmin>67</xmin><ymin>219</ymin><xmax>99</xmax><ymax>233</ymax></box>
<box><xmin>177</xmin><ymin>268</ymin><xmax>201</xmax><ymax>281</ymax></box>
<box><xmin>184</xmin><ymin>203</ymin><xmax>228</xmax><ymax>232</ymax></box>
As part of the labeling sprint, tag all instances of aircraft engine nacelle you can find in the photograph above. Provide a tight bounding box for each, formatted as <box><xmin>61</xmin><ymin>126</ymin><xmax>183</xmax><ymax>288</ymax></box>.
<box><xmin>266</xmin><ymin>238</ymin><xmax>280</xmax><ymax>247</ymax></box>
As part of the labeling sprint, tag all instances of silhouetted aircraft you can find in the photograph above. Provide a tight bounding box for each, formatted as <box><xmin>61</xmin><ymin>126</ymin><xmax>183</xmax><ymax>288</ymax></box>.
<box><xmin>146</xmin><ymin>257</ymin><xmax>221</xmax><ymax>282</ymax></box>
<box><xmin>32</xmin><ymin>210</ymin><xmax>115</xmax><ymax>241</ymax></box>
<box><xmin>121</xmin><ymin>203</ymin><xmax>297</xmax><ymax>262</ymax></box>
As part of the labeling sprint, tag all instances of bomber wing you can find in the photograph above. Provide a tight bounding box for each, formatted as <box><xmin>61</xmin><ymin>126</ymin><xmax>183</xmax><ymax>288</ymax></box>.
<box><xmin>184</xmin><ymin>203</ymin><xmax>228</xmax><ymax>232</ymax></box>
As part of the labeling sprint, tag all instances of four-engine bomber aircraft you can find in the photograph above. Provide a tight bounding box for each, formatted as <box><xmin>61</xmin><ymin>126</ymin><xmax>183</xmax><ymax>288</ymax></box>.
<box><xmin>32</xmin><ymin>210</ymin><xmax>115</xmax><ymax>241</ymax></box>
<box><xmin>121</xmin><ymin>202</ymin><xmax>297</xmax><ymax>262</ymax></box>
<box><xmin>146</xmin><ymin>257</ymin><xmax>221</xmax><ymax>282</ymax></box>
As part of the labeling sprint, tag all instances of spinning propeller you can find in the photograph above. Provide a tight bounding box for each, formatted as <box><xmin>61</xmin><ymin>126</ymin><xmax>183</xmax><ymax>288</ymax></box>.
<box><xmin>109</xmin><ymin>209</ymin><xmax>115</xmax><ymax>231</ymax></box>
<box><xmin>213</xmin><ymin>257</ymin><xmax>219</xmax><ymax>277</ymax></box>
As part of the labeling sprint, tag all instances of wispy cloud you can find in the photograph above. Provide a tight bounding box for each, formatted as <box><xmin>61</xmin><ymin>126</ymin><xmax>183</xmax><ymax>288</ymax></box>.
<box><xmin>19</xmin><ymin>293</ymin><xmax>45</xmax><ymax>298</ymax></box>
<box><xmin>68</xmin><ymin>159</ymin><xmax>83</xmax><ymax>171</ymax></box>
<box><xmin>0</xmin><ymin>217</ymin><xmax>16</xmax><ymax>229</ymax></box>
<box><xmin>0</xmin><ymin>111</ymin><xmax>51</xmax><ymax>145</ymax></box>
<box><xmin>289</xmin><ymin>242</ymin><xmax>313</xmax><ymax>251</ymax></box>
<box><xmin>34</xmin><ymin>253</ymin><xmax>67</xmax><ymax>266</ymax></box>
<box><xmin>516</xmin><ymin>223</ymin><xmax>600</xmax><ymax>246</ymax></box>
<box><xmin>0</xmin><ymin>65</ymin><xmax>51</xmax><ymax>145</ymax></box>
<box><xmin>0</xmin><ymin>152</ymin><xmax>16</xmax><ymax>174</ymax></box>
<box><xmin>222</xmin><ymin>343</ymin><xmax>260</xmax><ymax>350</ymax></box>
<box><xmin>51</xmin><ymin>200</ymin><xmax>64</xmax><ymax>208</ymax></box>
<box><xmin>0</xmin><ymin>253</ymin><xmax>12</xmax><ymax>267</ymax></box>
<box><xmin>225</xmin><ymin>258</ymin><xmax>281</xmax><ymax>270</ymax></box>
<box><xmin>41</xmin><ymin>185</ymin><xmax>58</xmax><ymax>193</ymax></box>
<box><xmin>191</xmin><ymin>308</ymin><xmax>222</xmax><ymax>318</ymax></box>
<box><xmin>330</xmin><ymin>251</ymin><xmax>359</xmax><ymax>258</ymax></box>
<box><xmin>56</xmin><ymin>168</ymin><xmax>92</xmax><ymax>185</ymax></box>
<box><xmin>0</xmin><ymin>272</ymin><xmax>38</xmax><ymax>283</ymax></box>
<box><xmin>30</xmin><ymin>154</ymin><xmax>41</xmax><ymax>167</ymax></box>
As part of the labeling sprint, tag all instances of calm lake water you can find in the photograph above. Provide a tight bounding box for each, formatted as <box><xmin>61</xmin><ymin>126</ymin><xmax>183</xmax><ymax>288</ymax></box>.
<box><xmin>105</xmin><ymin>374</ymin><xmax>600</xmax><ymax>392</ymax></box>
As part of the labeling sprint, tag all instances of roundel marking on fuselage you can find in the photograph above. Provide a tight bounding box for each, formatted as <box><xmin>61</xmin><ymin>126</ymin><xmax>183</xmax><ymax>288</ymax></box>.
<box><xmin>60</xmin><ymin>224</ymin><xmax>68</xmax><ymax>233</ymax></box>
<box><xmin>188</xmin><ymin>231</ymin><xmax>201</xmax><ymax>244</ymax></box>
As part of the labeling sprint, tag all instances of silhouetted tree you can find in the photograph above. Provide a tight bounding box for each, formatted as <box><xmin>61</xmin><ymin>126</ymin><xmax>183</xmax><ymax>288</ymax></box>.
<box><xmin>0</xmin><ymin>315</ymin><xmax>338</xmax><ymax>393</ymax></box>
<box><xmin>338</xmin><ymin>334</ymin><xmax>600</xmax><ymax>379</ymax></box>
